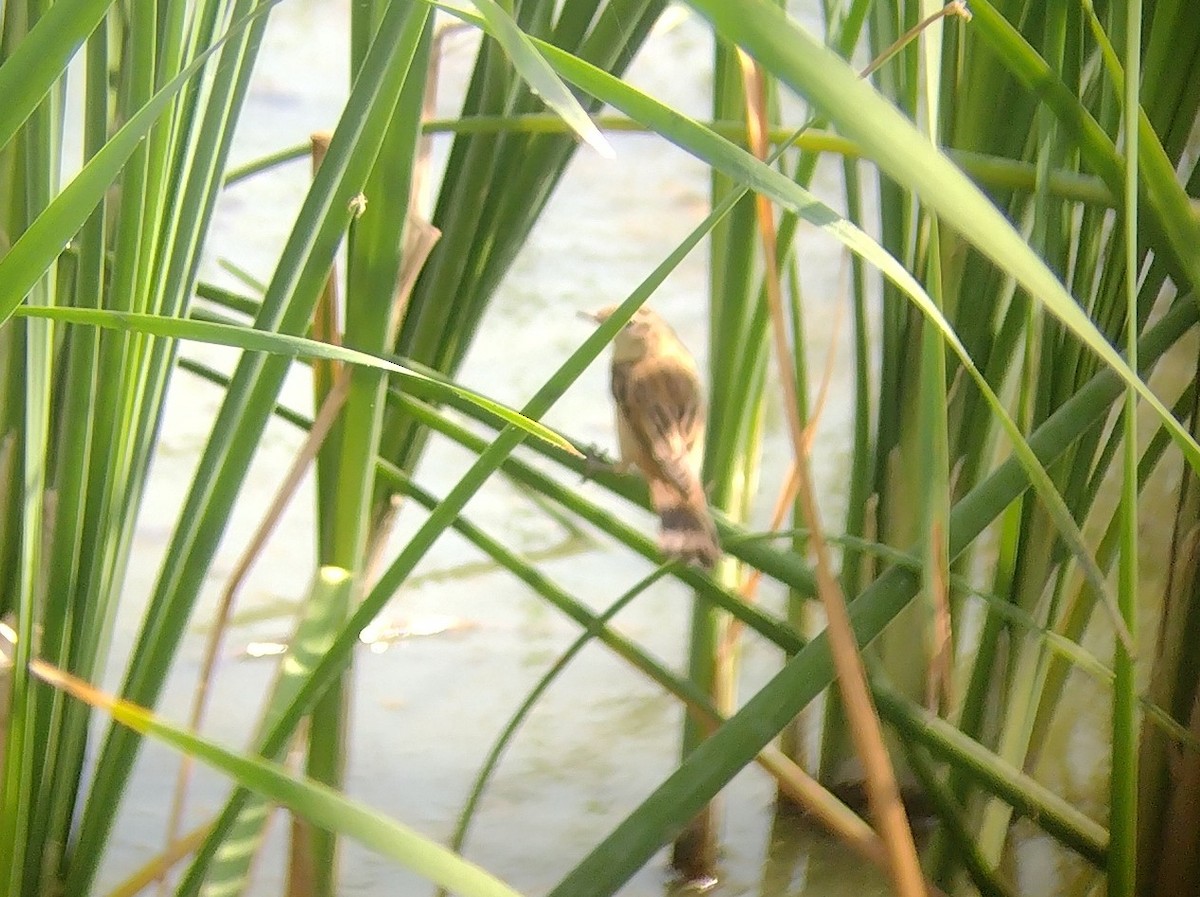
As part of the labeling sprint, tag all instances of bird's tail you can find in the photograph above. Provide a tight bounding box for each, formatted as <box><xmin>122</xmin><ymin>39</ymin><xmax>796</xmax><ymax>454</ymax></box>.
<box><xmin>649</xmin><ymin>478</ymin><xmax>720</xmax><ymax>569</ymax></box>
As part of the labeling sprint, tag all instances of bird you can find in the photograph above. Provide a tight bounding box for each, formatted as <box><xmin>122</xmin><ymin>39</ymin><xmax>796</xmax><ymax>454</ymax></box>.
<box><xmin>584</xmin><ymin>305</ymin><xmax>720</xmax><ymax>568</ymax></box>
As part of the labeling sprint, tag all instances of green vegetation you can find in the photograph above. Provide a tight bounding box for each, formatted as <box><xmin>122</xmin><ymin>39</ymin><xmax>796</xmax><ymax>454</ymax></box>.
<box><xmin>1</xmin><ymin>0</ymin><xmax>1198</xmax><ymax>895</ymax></box>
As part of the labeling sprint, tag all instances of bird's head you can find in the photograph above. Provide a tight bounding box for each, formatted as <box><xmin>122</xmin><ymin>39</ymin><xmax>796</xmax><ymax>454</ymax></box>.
<box><xmin>580</xmin><ymin>305</ymin><xmax>672</xmax><ymax>361</ymax></box>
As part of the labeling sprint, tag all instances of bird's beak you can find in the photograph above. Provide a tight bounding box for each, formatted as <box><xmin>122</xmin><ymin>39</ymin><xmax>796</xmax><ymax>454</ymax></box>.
<box><xmin>577</xmin><ymin>309</ymin><xmax>605</xmax><ymax>323</ymax></box>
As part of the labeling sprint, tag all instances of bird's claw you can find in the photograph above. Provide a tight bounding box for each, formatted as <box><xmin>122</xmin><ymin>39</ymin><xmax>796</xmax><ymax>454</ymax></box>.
<box><xmin>579</xmin><ymin>443</ymin><xmax>621</xmax><ymax>482</ymax></box>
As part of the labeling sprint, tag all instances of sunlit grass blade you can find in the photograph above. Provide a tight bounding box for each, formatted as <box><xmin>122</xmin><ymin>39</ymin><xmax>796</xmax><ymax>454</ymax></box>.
<box><xmin>12</xmin><ymin>307</ymin><xmax>578</xmax><ymax>453</ymax></box>
<box><xmin>968</xmin><ymin>0</ymin><xmax>1200</xmax><ymax>295</ymax></box>
<box><xmin>0</xmin><ymin>0</ymin><xmax>281</xmax><ymax>323</ymax></box>
<box><xmin>1110</xmin><ymin>2</ymin><xmax>1143</xmax><ymax>894</ymax></box>
<box><xmin>680</xmin><ymin>0</ymin><xmax>1200</xmax><ymax>478</ymax></box>
<box><xmin>197</xmin><ymin>566</ymin><xmax>352</xmax><ymax>895</ymax></box>
<box><xmin>433</xmin><ymin>0</ymin><xmax>614</xmax><ymax>157</ymax></box>
<box><xmin>26</xmin><ymin>658</ymin><xmax>527</xmax><ymax>897</ymax></box>
<box><xmin>70</xmin><ymin>4</ymin><xmax>434</xmax><ymax>890</ymax></box>
<box><xmin>0</xmin><ymin>0</ymin><xmax>113</xmax><ymax>150</ymax></box>
<box><xmin>544</xmin><ymin>292</ymin><xmax>1199</xmax><ymax>897</ymax></box>
<box><xmin>176</xmin><ymin>145</ymin><xmax>758</xmax><ymax>895</ymax></box>
<box><xmin>534</xmin><ymin>34</ymin><xmax>1133</xmax><ymax>644</ymax></box>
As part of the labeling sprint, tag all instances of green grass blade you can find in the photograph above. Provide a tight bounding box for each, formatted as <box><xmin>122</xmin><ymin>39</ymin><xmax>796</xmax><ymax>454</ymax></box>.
<box><xmin>681</xmin><ymin>0</ymin><xmax>1200</xmax><ymax>476</ymax></box>
<box><xmin>0</xmin><ymin>0</ymin><xmax>279</xmax><ymax>324</ymax></box>
<box><xmin>177</xmin><ymin>141</ymin><xmax>756</xmax><ymax>894</ymax></box>
<box><xmin>539</xmin><ymin>33</ymin><xmax>1133</xmax><ymax>643</ymax></box>
<box><xmin>0</xmin><ymin>33</ymin><xmax>61</xmax><ymax>889</ymax></box>
<box><xmin>543</xmin><ymin>294</ymin><xmax>1198</xmax><ymax>897</ymax></box>
<box><xmin>0</xmin><ymin>0</ymin><xmax>113</xmax><ymax>150</ymax></box>
<box><xmin>391</xmin><ymin>390</ymin><xmax>807</xmax><ymax>645</ymax></box>
<box><xmin>1111</xmin><ymin>2</ymin><xmax>1142</xmax><ymax>893</ymax></box>
<box><xmin>872</xmin><ymin>680</ymin><xmax>1107</xmax><ymax>865</ymax></box>
<box><xmin>12</xmin><ymin>306</ymin><xmax>576</xmax><ymax>453</ymax></box>
<box><xmin>970</xmin><ymin>0</ymin><xmax>1200</xmax><ymax>298</ymax></box>
<box><xmin>69</xmin><ymin>4</ymin><xmax>433</xmax><ymax>890</ymax></box>
<box><xmin>443</xmin><ymin>565</ymin><xmax>673</xmax><ymax>855</ymax></box>
<box><xmin>435</xmin><ymin>0</ymin><xmax>613</xmax><ymax>158</ymax></box>
<box><xmin>32</xmin><ymin>659</ymin><xmax>527</xmax><ymax>897</ymax></box>
<box><xmin>0</xmin><ymin>240</ymin><xmax>49</xmax><ymax>897</ymax></box>
<box><xmin>199</xmin><ymin>566</ymin><xmax>351</xmax><ymax>894</ymax></box>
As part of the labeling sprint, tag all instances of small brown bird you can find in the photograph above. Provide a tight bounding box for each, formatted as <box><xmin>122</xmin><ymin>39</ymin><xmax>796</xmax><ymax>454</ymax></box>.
<box><xmin>586</xmin><ymin>306</ymin><xmax>720</xmax><ymax>568</ymax></box>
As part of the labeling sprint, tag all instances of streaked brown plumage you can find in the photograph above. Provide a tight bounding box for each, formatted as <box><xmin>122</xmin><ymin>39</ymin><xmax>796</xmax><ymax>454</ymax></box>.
<box><xmin>588</xmin><ymin>306</ymin><xmax>720</xmax><ymax>568</ymax></box>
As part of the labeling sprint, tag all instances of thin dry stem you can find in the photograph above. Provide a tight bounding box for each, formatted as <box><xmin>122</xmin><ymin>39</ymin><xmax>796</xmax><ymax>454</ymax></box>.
<box><xmin>675</xmin><ymin>673</ymin><xmax>949</xmax><ymax>897</ymax></box>
<box><xmin>720</xmin><ymin>289</ymin><xmax>845</xmax><ymax>639</ymax></box>
<box><xmin>157</xmin><ymin>369</ymin><xmax>350</xmax><ymax>892</ymax></box>
<box><xmin>102</xmin><ymin>824</ymin><xmax>211</xmax><ymax>897</ymax></box>
<box><xmin>719</xmin><ymin>294</ymin><xmax>844</xmax><ymax>642</ymax></box>
<box><xmin>736</xmin><ymin>48</ymin><xmax>927</xmax><ymax>897</ymax></box>
<box><xmin>860</xmin><ymin>1</ymin><xmax>973</xmax><ymax>80</ymax></box>
<box><xmin>287</xmin><ymin>808</ymin><xmax>319</xmax><ymax>897</ymax></box>
<box><xmin>158</xmin><ymin>368</ymin><xmax>353</xmax><ymax>888</ymax></box>
<box><xmin>310</xmin><ymin>132</ymin><xmax>343</xmax><ymax>387</ymax></box>
<box><xmin>925</xmin><ymin>521</ymin><xmax>955</xmax><ymax>714</ymax></box>
<box><xmin>158</xmin><ymin>132</ymin><xmax>352</xmax><ymax>888</ymax></box>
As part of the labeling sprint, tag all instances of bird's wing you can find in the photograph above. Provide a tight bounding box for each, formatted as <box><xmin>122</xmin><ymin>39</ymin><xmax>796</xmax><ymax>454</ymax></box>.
<box><xmin>612</xmin><ymin>357</ymin><xmax>704</xmax><ymax>498</ymax></box>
